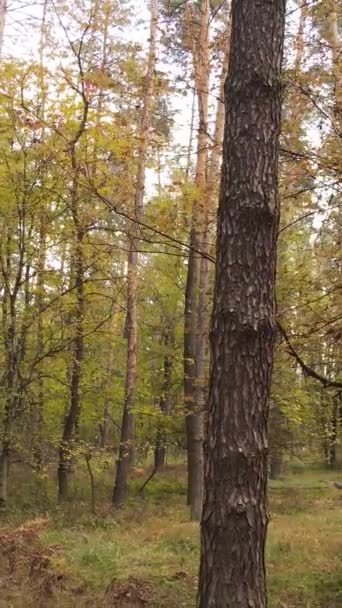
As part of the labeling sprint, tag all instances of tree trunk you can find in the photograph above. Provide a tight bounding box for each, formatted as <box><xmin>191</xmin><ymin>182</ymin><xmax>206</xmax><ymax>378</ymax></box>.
<box><xmin>0</xmin><ymin>0</ymin><xmax>6</xmax><ymax>58</ymax></box>
<box><xmin>0</xmin><ymin>343</ymin><xmax>18</xmax><ymax>508</ymax></box>
<box><xmin>99</xmin><ymin>402</ymin><xmax>109</xmax><ymax>448</ymax></box>
<box><xmin>190</xmin><ymin>14</ymin><xmax>230</xmax><ymax>519</ymax></box>
<box><xmin>0</xmin><ymin>441</ymin><xmax>9</xmax><ymax>508</ymax></box>
<box><xmin>322</xmin><ymin>0</ymin><xmax>341</xmax><ymax>129</ymax></box>
<box><xmin>154</xmin><ymin>325</ymin><xmax>173</xmax><ymax>470</ymax></box>
<box><xmin>184</xmin><ymin>0</ymin><xmax>210</xmax><ymax>522</ymax></box>
<box><xmin>58</xmin><ymin>169</ymin><xmax>85</xmax><ymax>501</ymax></box>
<box><xmin>269</xmin><ymin>454</ymin><xmax>282</xmax><ymax>480</ymax></box>
<box><xmin>198</xmin><ymin>1</ymin><xmax>285</xmax><ymax>606</ymax></box>
<box><xmin>32</xmin><ymin>215</ymin><xmax>47</xmax><ymax>469</ymax></box>
<box><xmin>0</xmin><ymin>232</ymin><xmax>22</xmax><ymax>508</ymax></box>
<box><xmin>328</xmin><ymin>393</ymin><xmax>339</xmax><ymax>468</ymax></box>
<box><xmin>112</xmin><ymin>0</ymin><xmax>158</xmax><ymax>507</ymax></box>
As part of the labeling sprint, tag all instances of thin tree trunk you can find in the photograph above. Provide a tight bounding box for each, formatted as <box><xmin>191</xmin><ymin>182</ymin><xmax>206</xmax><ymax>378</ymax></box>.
<box><xmin>0</xmin><ymin>321</ymin><xmax>15</xmax><ymax>508</ymax></box>
<box><xmin>185</xmin><ymin>89</ymin><xmax>196</xmax><ymax>179</ymax></box>
<box><xmin>184</xmin><ymin>0</ymin><xmax>210</xmax><ymax>522</ymax></box>
<box><xmin>328</xmin><ymin>393</ymin><xmax>339</xmax><ymax>467</ymax></box>
<box><xmin>33</xmin><ymin>219</ymin><xmax>47</xmax><ymax>468</ymax></box>
<box><xmin>32</xmin><ymin>0</ymin><xmax>49</xmax><ymax>470</ymax></box>
<box><xmin>99</xmin><ymin>402</ymin><xmax>109</xmax><ymax>448</ymax></box>
<box><xmin>0</xmin><ymin>239</ymin><xmax>14</xmax><ymax>508</ymax></box>
<box><xmin>269</xmin><ymin>454</ymin><xmax>283</xmax><ymax>480</ymax></box>
<box><xmin>0</xmin><ymin>319</ymin><xmax>18</xmax><ymax>508</ymax></box>
<box><xmin>112</xmin><ymin>0</ymin><xmax>158</xmax><ymax>507</ymax></box>
<box><xmin>85</xmin><ymin>454</ymin><xmax>96</xmax><ymax>514</ymax></box>
<box><xmin>281</xmin><ymin>1</ymin><xmax>307</xmax><ymax>202</ymax></box>
<box><xmin>0</xmin><ymin>0</ymin><xmax>6</xmax><ymax>58</ymax></box>
<box><xmin>154</xmin><ymin>324</ymin><xmax>173</xmax><ymax>470</ymax></box>
<box><xmin>58</xmin><ymin>166</ymin><xmax>85</xmax><ymax>500</ymax></box>
<box><xmin>191</xmin><ymin>12</ymin><xmax>230</xmax><ymax>516</ymax></box>
<box><xmin>322</xmin><ymin>0</ymin><xmax>341</xmax><ymax>129</ymax></box>
<box><xmin>0</xmin><ymin>441</ymin><xmax>9</xmax><ymax>508</ymax></box>
<box><xmin>323</xmin><ymin>4</ymin><xmax>341</xmax><ymax>469</ymax></box>
<box><xmin>198</xmin><ymin>1</ymin><xmax>285</xmax><ymax>606</ymax></box>
<box><xmin>0</xmin><ymin>222</ymin><xmax>25</xmax><ymax>507</ymax></box>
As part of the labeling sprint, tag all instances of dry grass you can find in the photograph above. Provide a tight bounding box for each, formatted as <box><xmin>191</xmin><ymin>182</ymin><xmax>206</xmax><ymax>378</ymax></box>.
<box><xmin>0</xmin><ymin>467</ymin><xmax>341</xmax><ymax>607</ymax></box>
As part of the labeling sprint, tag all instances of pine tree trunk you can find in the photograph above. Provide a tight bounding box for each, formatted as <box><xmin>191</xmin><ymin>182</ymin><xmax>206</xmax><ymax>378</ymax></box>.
<box><xmin>198</xmin><ymin>1</ymin><xmax>285</xmax><ymax>606</ymax></box>
<box><xmin>190</xmin><ymin>20</ymin><xmax>230</xmax><ymax>519</ymax></box>
<box><xmin>184</xmin><ymin>0</ymin><xmax>210</xmax><ymax>522</ymax></box>
<box><xmin>112</xmin><ymin>0</ymin><xmax>158</xmax><ymax>507</ymax></box>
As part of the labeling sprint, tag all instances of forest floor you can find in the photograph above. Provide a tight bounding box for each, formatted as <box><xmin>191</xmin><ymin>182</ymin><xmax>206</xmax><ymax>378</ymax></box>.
<box><xmin>0</xmin><ymin>465</ymin><xmax>341</xmax><ymax>607</ymax></box>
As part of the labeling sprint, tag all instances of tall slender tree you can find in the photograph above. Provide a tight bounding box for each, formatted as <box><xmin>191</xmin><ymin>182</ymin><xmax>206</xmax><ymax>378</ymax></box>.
<box><xmin>0</xmin><ymin>0</ymin><xmax>6</xmax><ymax>57</ymax></box>
<box><xmin>198</xmin><ymin>1</ymin><xmax>286</xmax><ymax>606</ymax></box>
<box><xmin>184</xmin><ymin>0</ymin><xmax>210</xmax><ymax>522</ymax></box>
<box><xmin>112</xmin><ymin>0</ymin><xmax>159</xmax><ymax>507</ymax></box>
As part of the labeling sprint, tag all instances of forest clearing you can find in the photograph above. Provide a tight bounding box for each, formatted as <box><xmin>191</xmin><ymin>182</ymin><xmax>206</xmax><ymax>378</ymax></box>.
<box><xmin>0</xmin><ymin>0</ymin><xmax>341</xmax><ymax>606</ymax></box>
<box><xmin>1</xmin><ymin>465</ymin><xmax>342</xmax><ymax>607</ymax></box>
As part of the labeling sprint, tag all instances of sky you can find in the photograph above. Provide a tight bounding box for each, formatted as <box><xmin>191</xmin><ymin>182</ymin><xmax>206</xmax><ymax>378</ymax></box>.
<box><xmin>1</xmin><ymin>0</ymin><xmax>332</xmax><ymax>221</ymax></box>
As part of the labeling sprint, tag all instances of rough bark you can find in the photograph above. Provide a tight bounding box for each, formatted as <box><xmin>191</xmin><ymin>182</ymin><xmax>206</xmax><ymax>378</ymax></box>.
<box><xmin>198</xmin><ymin>1</ymin><xmax>285</xmax><ymax>606</ymax></box>
<box><xmin>184</xmin><ymin>0</ymin><xmax>210</xmax><ymax>522</ymax></box>
<box><xmin>112</xmin><ymin>0</ymin><xmax>158</xmax><ymax>507</ymax></box>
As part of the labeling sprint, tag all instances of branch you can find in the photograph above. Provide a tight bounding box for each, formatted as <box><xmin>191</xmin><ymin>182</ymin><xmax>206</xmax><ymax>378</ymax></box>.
<box><xmin>87</xmin><ymin>183</ymin><xmax>216</xmax><ymax>264</ymax></box>
<box><xmin>277</xmin><ymin>322</ymin><xmax>342</xmax><ymax>389</ymax></box>
<box><xmin>138</xmin><ymin>466</ymin><xmax>158</xmax><ymax>494</ymax></box>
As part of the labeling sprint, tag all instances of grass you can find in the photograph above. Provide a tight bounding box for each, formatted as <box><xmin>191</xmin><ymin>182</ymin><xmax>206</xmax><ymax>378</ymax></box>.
<box><xmin>1</xmin><ymin>465</ymin><xmax>342</xmax><ymax>607</ymax></box>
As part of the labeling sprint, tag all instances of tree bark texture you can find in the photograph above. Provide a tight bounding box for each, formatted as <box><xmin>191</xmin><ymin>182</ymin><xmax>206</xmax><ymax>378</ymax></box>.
<box><xmin>112</xmin><ymin>0</ymin><xmax>158</xmax><ymax>507</ymax></box>
<box><xmin>198</xmin><ymin>1</ymin><xmax>285</xmax><ymax>606</ymax></box>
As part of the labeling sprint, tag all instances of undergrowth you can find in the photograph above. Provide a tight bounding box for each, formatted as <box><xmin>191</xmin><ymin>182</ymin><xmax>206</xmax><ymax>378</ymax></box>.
<box><xmin>0</xmin><ymin>465</ymin><xmax>341</xmax><ymax>607</ymax></box>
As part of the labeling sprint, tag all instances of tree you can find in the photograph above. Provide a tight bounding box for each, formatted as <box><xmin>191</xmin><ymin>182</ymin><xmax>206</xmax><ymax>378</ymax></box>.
<box><xmin>0</xmin><ymin>0</ymin><xmax>6</xmax><ymax>57</ymax></box>
<box><xmin>112</xmin><ymin>0</ymin><xmax>159</xmax><ymax>507</ymax></box>
<box><xmin>198</xmin><ymin>0</ymin><xmax>286</xmax><ymax>606</ymax></box>
<box><xmin>183</xmin><ymin>0</ymin><xmax>210</xmax><ymax>522</ymax></box>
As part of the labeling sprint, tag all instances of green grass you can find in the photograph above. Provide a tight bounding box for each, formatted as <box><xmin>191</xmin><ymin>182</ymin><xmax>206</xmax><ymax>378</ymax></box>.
<box><xmin>1</xmin><ymin>466</ymin><xmax>342</xmax><ymax>607</ymax></box>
